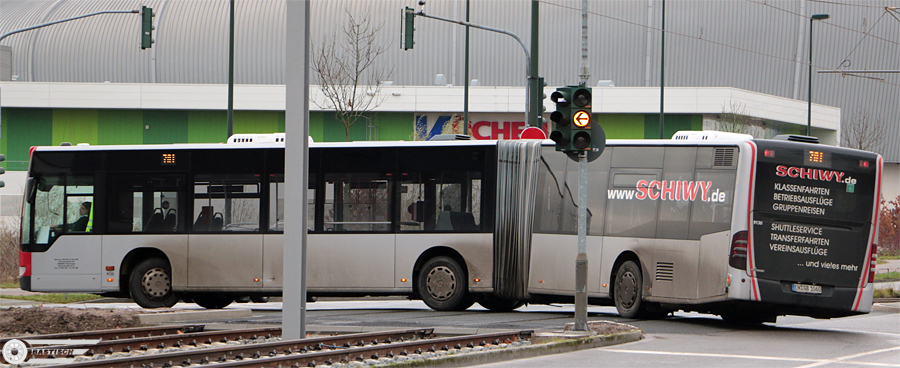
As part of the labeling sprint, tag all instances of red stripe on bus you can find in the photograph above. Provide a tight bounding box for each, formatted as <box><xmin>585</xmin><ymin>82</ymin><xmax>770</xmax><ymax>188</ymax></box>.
<box><xmin>746</xmin><ymin>142</ymin><xmax>760</xmax><ymax>301</ymax></box>
<box><xmin>854</xmin><ymin>155</ymin><xmax>882</xmax><ymax>311</ymax></box>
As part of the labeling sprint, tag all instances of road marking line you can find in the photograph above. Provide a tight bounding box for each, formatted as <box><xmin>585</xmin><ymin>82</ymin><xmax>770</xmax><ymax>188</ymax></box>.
<box><xmin>601</xmin><ymin>348</ymin><xmax>900</xmax><ymax>367</ymax></box>
<box><xmin>792</xmin><ymin>346</ymin><xmax>900</xmax><ymax>368</ymax></box>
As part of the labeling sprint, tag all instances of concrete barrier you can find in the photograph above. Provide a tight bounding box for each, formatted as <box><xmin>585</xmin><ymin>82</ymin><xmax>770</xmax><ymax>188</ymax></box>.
<box><xmin>134</xmin><ymin>309</ymin><xmax>252</xmax><ymax>326</ymax></box>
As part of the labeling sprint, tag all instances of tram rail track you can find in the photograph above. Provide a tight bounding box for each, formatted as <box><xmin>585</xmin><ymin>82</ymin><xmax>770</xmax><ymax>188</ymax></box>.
<box><xmin>0</xmin><ymin>325</ymin><xmax>206</xmax><ymax>347</ymax></box>
<box><xmin>11</xmin><ymin>327</ymin><xmax>530</xmax><ymax>367</ymax></box>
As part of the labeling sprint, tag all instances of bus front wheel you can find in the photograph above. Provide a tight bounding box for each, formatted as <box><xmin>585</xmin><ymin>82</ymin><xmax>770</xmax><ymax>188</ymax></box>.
<box><xmin>614</xmin><ymin>260</ymin><xmax>646</xmax><ymax>319</ymax></box>
<box><xmin>418</xmin><ymin>256</ymin><xmax>474</xmax><ymax>311</ymax></box>
<box><xmin>129</xmin><ymin>258</ymin><xmax>179</xmax><ymax>308</ymax></box>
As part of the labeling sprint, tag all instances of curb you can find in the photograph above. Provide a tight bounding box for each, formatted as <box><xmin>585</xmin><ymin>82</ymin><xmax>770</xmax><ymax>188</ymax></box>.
<box><xmin>133</xmin><ymin>309</ymin><xmax>252</xmax><ymax>326</ymax></box>
<box><xmin>384</xmin><ymin>329</ymin><xmax>643</xmax><ymax>367</ymax></box>
<box><xmin>872</xmin><ymin>302</ymin><xmax>900</xmax><ymax>313</ymax></box>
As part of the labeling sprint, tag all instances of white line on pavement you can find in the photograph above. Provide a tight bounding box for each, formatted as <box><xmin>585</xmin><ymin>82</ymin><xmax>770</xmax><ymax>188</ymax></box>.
<box><xmin>600</xmin><ymin>348</ymin><xmax>900</xmax><ymax>367</ymax></box>
<box><xmin>792</xmin><ymin>346</ymin><xmax>900</xmax><ymax>368</ymax></box>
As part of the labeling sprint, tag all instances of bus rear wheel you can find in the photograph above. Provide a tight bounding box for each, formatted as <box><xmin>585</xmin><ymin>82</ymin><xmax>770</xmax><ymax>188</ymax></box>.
<box><xmin>129</xmin><ymin>258</ymin><xmax>179</xmax><ymax>308</ymax></box>
<box><xmin>418</xmin><ymin>256</ymin><xmax>474</xmax><ymax>311</ymax></box>
<box><xmin>614</xmin><ymin>260</ymin><xmax>647</xmax><ymax>319</ymax></box>
<box><xmin>192</xmin><ymin>294</ymin><xmax>234</xmax><ymax>309</ymax></box>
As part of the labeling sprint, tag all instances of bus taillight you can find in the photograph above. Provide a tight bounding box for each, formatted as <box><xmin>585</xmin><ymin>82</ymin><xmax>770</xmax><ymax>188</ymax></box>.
<box><xmin>868</xmin><ymin>243</ymin><xmax>877</xmax><ymax>284</ymax></box>
<box><xmin>729</xmin><ymin>231</ymin><xmax>748</xmax><ymax>270</ymax></box>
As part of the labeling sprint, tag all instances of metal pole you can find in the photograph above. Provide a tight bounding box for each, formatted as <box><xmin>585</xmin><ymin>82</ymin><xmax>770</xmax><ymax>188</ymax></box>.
<box><xmin>807</xmin><ymin>14</ymin><xmax>829</xmax><ymax>136</ymax></box>
<box><xmin>463</xmin><ymin>0</ymin><xmax>470</xmax><ymax>135</ymax></box>
<box><xmin>574</xmin><ymin>152</ymin><xmax>588</xmax><ymax>331</ymax></box>
<box><xmin>807</xmin><ymin>17</ymin><xmax>813</xmax><ymax>136</ymax></box>
<box><xmin>227</xmin><ymin>0</ymin><xmax>235</xmax><ymax>139</ymax></box>
<box><xmin>283</xmin><ymin>0</ymin><xmax>310</xmax><ymax>340</ymax></box>
<box><xmin>659</xmin><ymin>0</ymin><xmax>665</xmax><ymax>139</ymax></box>
<box><xmin>529</xmin><ymin>0</ymin><xmax>540</xmax><ymax>128</ymax></box>
<box><xmin>580</xmin><ymin>0</ymin><xmax>589</xmax><ymax>85</ymax></box>
<box><xmin>414</xmin><ymin>10</ymin><xmax>531</xmax><ymax>125</ymax></box>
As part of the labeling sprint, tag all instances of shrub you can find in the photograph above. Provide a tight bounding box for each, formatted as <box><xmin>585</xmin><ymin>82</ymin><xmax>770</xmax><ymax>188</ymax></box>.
<box><xmin>880</xmin><ymin>196</ymin><xmax>900</xmax><ymax>257</ymax></box>
<box><xmin>0</xmin><ymin>217</ymin><xmax>20</xmax><ymax>284</ymax></box>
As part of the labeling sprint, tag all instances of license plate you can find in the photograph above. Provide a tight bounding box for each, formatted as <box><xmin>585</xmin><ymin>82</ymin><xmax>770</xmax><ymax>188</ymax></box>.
<box><xmin>792</xmin><ymin>283</ymin><xmax>822</xmax><ymax>294</ymax></box>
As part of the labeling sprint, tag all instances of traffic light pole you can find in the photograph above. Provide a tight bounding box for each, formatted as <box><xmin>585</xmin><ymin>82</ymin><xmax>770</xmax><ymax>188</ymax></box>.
<box><xmin>0</xmin><ymin>10</ymin><xmax>139</xmax><ymax>43</ymax></box>
<box><xmin>575</xmin><ymin>151</ymin><xmax>589</xmax><ymax>331</ymax></box>
<box><xmin>410</xmin><ymin>9</ymin><xmax>541</xmax><ymax>127</ymax></box>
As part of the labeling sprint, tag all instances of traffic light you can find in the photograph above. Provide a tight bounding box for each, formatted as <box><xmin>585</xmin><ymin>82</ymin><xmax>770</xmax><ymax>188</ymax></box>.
<box><xmin>569</xmin><ymin>87</ymin><xmax>592</xmax><ymax>151</ymax></box>
<box><xmin>549</xmin><ymin>87</ymin><xmax>572</xmax><ymax>152</ymax></box>
<box><xmin>402</xmin><ymin>7</ymin><xmax>415</xmax><ymax>50</ymax></box>
<box><xmin>141</xmin><ymin>6</ymin><xmax>154</xmax><ymax>49</ymax></box>
<box><xmin>0</xmin><ymin>154</ymin><xmax>5</xmax><ymax>188</ymax></box>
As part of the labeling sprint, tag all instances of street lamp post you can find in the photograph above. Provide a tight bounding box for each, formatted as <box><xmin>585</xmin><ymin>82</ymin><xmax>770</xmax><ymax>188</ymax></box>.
<box><xmin>808</xmin><ymin>13</ymin><xmax>829</xmax><ymax>136</ymax></box>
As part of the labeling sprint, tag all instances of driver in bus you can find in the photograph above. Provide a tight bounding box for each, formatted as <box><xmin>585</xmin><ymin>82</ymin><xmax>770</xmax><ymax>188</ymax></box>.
<box><xmin>69</xmin><ymin>201</ymin><xmax>91</xmax><ymax>232</ymax></box>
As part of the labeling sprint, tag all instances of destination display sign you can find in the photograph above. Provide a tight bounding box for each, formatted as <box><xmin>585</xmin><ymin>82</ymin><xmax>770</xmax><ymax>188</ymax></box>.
<box><xmin>751</xmin><ymin>141</ymin><xmax>878</xmax><ymax>290</ymax></box>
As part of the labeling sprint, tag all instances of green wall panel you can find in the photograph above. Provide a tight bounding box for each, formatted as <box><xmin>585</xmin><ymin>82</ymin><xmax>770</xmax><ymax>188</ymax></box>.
<box><xmin>188</xmin><ymin>110</ymin><xmax>227</xmax><ymax>143</ymax></box>
<box><xmin>309</xmin><ymin>112</ymin><xmax>324</xmax><ymax>142</ymax></box>
<box><xmin>5</xmin><ymin>109</ymin><xmax>52</xmax><ymax>168</ymax></box>
<box><xmin>235</xmin><ymin>111</ymin><xmax>280</xmax><ymax>134</ymax></box>
<box><xmin>644</xmin><ymin>115</ymin><xmax>661</xmax><ymax>139</ymax></box>
<box><xmin>98</xmin><ymin>110</ymin><xmax>143</xmax><ymax>145</ymax></box>
<box><xmin>376</xmin><ymin>112</ymin><xmax>414</xmax><ymax>141</ymax></box>
<box><xmin>1</xmin><ymin>109</ymin><xmax>7</xmax><ymax>168</ymax></box>
<box><xmin>599</xmin><ymin>114</ymin><xmax>644</xmax><ymax>139</ymax></box>
<box><xmin>52</xmin><ymin>109</ymin><xmax>97</xmax><ymax>146</ymax></box>
<box><xmin>144</xmin><ymin>110</ymin><xmax>188</xmax><ymax>144</ymax></box>
<box><xmin>322</xmin><ymin>112</ymin><xmax>366</xmax><ymax>142</ymax></box>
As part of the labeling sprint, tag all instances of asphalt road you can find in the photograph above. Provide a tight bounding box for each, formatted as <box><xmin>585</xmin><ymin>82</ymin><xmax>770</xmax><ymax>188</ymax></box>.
<box><xmin>205</xmin><ymin>299</ymin><xmax>900</xmax><ymax>367</ymax></box>
<box><xmin>3</xmin><ymin>295</ymin><xmax>899</xmax><ymax>367</ymax></box>
<box><xmin>474</xmin><ymin>310</ymin><xmax>900</xmax><ymax>367</ymax></box>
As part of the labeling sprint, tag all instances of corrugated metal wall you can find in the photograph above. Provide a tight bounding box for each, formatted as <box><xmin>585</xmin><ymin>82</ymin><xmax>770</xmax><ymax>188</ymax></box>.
<box><xmin>1</xmin><ymin>0</ymin><xmax>897</xmax><ymax>160</ymax></box>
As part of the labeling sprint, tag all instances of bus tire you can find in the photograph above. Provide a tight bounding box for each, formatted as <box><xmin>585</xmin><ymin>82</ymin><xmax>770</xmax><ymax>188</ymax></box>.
<box><xmin>418</xmin><ymin>256</ymin><xmax>473</xmax><ymax>311</ymax></box>
<box><xmin>192</xmin><ymin>294</ymin><xmax>234</xmax><ymax>309</ymax></box>
<box><xmin>614</xmin><ymin>260</ymin><xmax>647</xmax><ymax>319</ymax></box>
<box><xmin>477</xmin><ymin>295</ymin><xmax>524</xmax><ymax>312</ymax></box>
<box><xmin>129</xmin><ymin>258</ymin><xmax>179</xmax><ymax>308</ymax></box>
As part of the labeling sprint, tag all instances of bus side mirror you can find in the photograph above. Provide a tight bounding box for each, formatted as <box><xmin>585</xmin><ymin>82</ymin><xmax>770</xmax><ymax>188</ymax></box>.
<box><xmin>25</xmin><ymin>177</ymin><xmax>35</xmax><ymax>203</ymax></box>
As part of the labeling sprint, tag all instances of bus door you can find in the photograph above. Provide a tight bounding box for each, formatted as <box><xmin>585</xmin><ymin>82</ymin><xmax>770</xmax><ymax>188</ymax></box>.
<box><xmin>188</xmin><ymin>174</ymin><xmax>264</xmax><ymax>288</ymax></box>
<box><xmin>309</xmin><ymin>147</ymin><xmax>396</xmax><ymax>290</ymax></box>
<box><xmin>23</xmin><ymin>174</ymin><xmax>100</xmax><ymax>291</ymax></box>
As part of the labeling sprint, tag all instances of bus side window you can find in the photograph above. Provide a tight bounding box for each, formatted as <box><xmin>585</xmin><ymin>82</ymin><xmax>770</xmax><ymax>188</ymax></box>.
<box><xmin>324</xmin><ymin>174</ymin><xmax>391</xmax><ymax>232</ymax></box>
<box><xmin>193</xmin><ymin>174</ymin><xmax>261</xmax><ymax>232</ymax></box>
<box><xmin>267</xmin><ymin>174</ymin><xmax>314</xmax><ymax>232</ymax></box>
<box><xmin>688</xmin><ymin>170</ymin><xmax>736</xmax><ymax>239</ymax></box>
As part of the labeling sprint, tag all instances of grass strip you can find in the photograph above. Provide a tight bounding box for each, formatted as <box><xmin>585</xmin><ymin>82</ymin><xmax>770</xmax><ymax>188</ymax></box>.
<box><xmin>1</xmin><ymin>293</ymin><xmax>105</xmax><ymax>304</ymax></box>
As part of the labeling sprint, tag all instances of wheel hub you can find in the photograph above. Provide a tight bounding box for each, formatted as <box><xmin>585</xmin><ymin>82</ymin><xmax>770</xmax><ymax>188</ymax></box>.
<box><xmin>426</xmin><ymin>266</ymin><xmax>456</xmax><ymax>301</ymax></box>
<box><xmin>142</xmin><ymin>267</ymin><xmax>171</xmax><ymax>300</ymax></box>
<box><xmin>617</xmin><ymin>270</ymin><xmax>637</xmax><ymax>308</ymax></box>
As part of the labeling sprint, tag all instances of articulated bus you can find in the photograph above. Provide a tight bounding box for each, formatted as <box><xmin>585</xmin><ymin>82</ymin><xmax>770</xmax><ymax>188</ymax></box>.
<box><xmin>19</xmin><ymin>132</ymin><xmax>882</xmax><ymax>322</ymax></box>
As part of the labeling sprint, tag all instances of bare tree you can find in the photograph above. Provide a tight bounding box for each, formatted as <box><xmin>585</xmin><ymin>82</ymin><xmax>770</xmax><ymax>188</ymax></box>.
<box><xmin>311</xmin><ymin>12</ymin><xmax>393</xmax><ymax>141</ymax></box>
<box><xmin>716</xmin><ymin>100</ymin><xmax>752</xmax><ymax>134</ymax></box>
<box><xmin>841</xmin><ymin>107</ymin><xmax>885</xmax><ymax>152</ymax></box>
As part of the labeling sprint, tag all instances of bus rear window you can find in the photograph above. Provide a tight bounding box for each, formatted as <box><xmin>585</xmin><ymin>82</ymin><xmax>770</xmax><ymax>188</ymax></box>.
<box><xmin>755</xmin><ymin>143</ymin><xmax>878</xmax><ymax>222</ymax></box>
